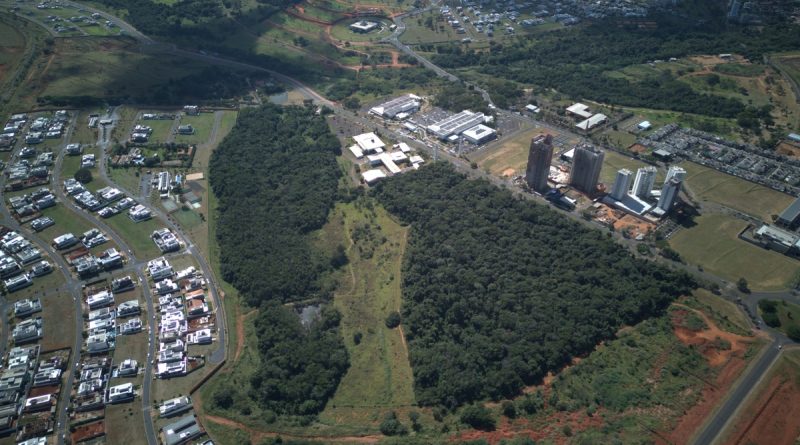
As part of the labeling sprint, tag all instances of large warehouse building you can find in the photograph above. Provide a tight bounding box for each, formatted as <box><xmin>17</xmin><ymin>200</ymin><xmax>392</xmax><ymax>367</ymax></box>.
<box><xmin>426</xmin><ymin>111</ymin><xmax>486</xmax><ymax>140</ymax></box>
<box><xmin>369</xmin><ymin>94</ymin><xmax>422</xmax><ymax>119</ymax></box>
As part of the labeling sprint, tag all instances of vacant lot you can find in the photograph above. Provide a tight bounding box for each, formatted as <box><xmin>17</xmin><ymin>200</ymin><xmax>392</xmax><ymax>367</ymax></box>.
<box><xmin>470</xmin><ymin>127</ymin><xmax>562</xmax><ymax>177</ymax></box>
<box><xmin>670</xmin><ymin>213</ymin><xmax>800</xmax><ymax>291</ymax></box>
<box><xmin>175</xmin><ymin>113</ymin><xmax>216</xmax><ymax>145</ymax></box>
<box><xmin>721</xmin><ymin>349</ymin><xmax>800</xmax><ymax>445</ymax></box>
<box><xmin>681</xmin><ymin>162</ymin><xmax>795</xmax><ymax>220</ymax></box>
<box><xmin>103</xmin><ymin>213</ymin><xmax>164</xmax><ymax>261</ymax></box>
<box><xmin>318</xmin><ymin>200</ymin><xmax>415</xmax><ymax>428</ymax></box>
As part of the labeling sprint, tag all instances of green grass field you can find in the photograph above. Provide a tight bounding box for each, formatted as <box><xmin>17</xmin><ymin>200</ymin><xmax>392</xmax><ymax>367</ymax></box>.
<box><xmin>174</xmin><ymin>113</ymin><xmax>216</xmax><ymax>145</ymax></box>
<box><xmin>140</xmin><ymin>116</ymin><xmax>177</xmax><ymax>144</ymax></box>
<box><xmin>103</xmin><ymin>212</ymin><xmax>164</xmax><ymax>260</ymax></box>
<box><xmin>759</xmin><ymin>299</ymin><xmax>800</xmax><ymax>339</ymax></box>
<box><xmin>670</xmin><ymin>213</ymin><xmax>800</xmax><ymax>291</ymax></box>
<box><xmin>318</xmin><ymin>200</ymin><xmax>415</xmax><ymax>417</ymax></box>
<box><xmin>599</xmin><ymin>150</ymin><xmax>664</xmax><ymax>187</ymax></box>
<box><xmin>681</xmin><ymin>162</ymin><xmax>795</xmax><ymax>220</ymax></box>
<box><xmin>39</xmin><ymin>205</ymin><xmax>96</xmax><ymax>241</ymax></box>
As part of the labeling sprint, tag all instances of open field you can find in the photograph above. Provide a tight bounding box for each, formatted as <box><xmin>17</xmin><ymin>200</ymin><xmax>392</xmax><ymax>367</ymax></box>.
<box><xmin>140</xmin><ymin>116</ymin><xmax>177</xmax><ymax>144</ymax></box>
<box><xmin>681</xmin><ymin>161</ymin><xmax>795</xmax><ymax>221</ymax></box>
<box><xmin>174</xmin><ymin>113</ymin><xmax>216</xmax><ymax>145</ymax></box>
<box><xmin>469</xmin><ymin>126</ymin><xmax>573</xmax><ymax>177</ymax></box>
<box><xmin>720</xmin><ymin>349</ymin><xmax>800</xmax><ymax>445</ymax></box>
<box><xmin>103</xmin><ymin>212</ymin><xmax>164</xmax><ymax>260</ymax></box>
<box><xmin>599</xmin><ymin>150</ymin><xmax>664</xmax><ymax>187</ymax></box>
<box><xmin>0</xmin><ymin>17</ymin><xmax>28</xmax><ymax>87</ymax></box>
<box><xmin>105</xmin><ymin>403</ymin><xmax>148</xmax><ymax>445</ymax></box>
<box><xmin>317</xmin><ymin>200</ymin><xmax>415</xmax><ymax>428</ymax></box>
<box><xmin>669</xmin><ymin>213</ymin><xmax>800</xmax><ymax>291</ymax></box>
<box><xmin>39</xmin><ymin>205</ymin><xmax>97</xmax><ymax>240</ymax></box>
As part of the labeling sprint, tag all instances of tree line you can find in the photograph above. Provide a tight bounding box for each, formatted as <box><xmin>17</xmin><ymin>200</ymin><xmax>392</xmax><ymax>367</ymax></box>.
<box><xmin>372</xmin><ymin>163</ymin><xmax>696</xmax><ymax>407</ymax></box>
<box><xmin>209</xmin><ymin>104</ymin><xmax>348</xmax><ymax>416</ymax></box>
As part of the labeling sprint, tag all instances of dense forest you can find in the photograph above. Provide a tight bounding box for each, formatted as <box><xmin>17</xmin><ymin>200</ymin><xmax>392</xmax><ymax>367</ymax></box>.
<box><xmin>249</xmin><ymin>303</ymin><xmax>349</xmax><ymax>415</ymax></box>
<box><xmin>209</xmin><ymin>104</ymin><xmax>348</xmax><ymax>415</ymax></box>
<box><xmin>430</xmin><ymin>8</ymin><xmax>800</xmax><ymax>118</ymax></box>
<box><xmin>372</xmin><ymin>164</ymin><xmax>695</xmax><ymax>407</ymax></box>
<box><xmin>210</xmin><ymin>104</ymin><xmax>340</xmax><ymax>306</ymax></box>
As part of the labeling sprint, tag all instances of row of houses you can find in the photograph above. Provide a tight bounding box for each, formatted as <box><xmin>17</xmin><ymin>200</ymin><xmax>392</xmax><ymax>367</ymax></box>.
<box><xmin>0</xmin><ymin>229</ymin><xmax>53</xmax><ymax>293</ymax></box>
<box><xmin>146</xmin><ymin>257</ymin><xmax>213</xmax><ymax>380</ymax></box>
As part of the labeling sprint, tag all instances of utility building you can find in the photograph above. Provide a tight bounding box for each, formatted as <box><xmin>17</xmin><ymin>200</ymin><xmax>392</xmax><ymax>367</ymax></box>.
<box><xmin>569</xmin><ymin>144</ymin><xmax>604</xmax><ymax>195</ymax></box>
<box><xmin>525</xmin><ymin>134</ymin><xmax>554</xmax><ymax>193</ymax></box>
<box><xmin>610</xmin><ymin>169</ymin><xmax>632</xmax><ymax>200</ymax></box>
<box><xmin>632</xmin><ymin>166</ymin><xmax>657</xmax><ymax>199</ymax></box>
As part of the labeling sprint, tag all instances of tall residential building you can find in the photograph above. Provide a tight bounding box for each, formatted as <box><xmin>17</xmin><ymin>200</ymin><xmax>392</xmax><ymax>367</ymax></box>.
<box><xmin>525</xmin><ymin>134</ymin><xmax>554</xmax><ymax>193</ymax></box>
<box><xmin>658</xmin><ymin>178</ymin><xmax>682</xmax><ymax>212</ymax></box>
<box><xmin>569</xmin><ymin>144</ymin><xmax>604</xmax><ymax>195</ymax></box>
<box><xmin>665</xmin><ymin>165</ymin><xmax>687</xmax><ymax>184</ymax></box>
<box><xmin>632</xmin><ymin>166</ymin><xmax>657</xmax><ymax>199</ymax></box>
<box><xmin>610</xmin><ymin>169</ymin><xmax>632</xmax><ymax>200</ymax></box>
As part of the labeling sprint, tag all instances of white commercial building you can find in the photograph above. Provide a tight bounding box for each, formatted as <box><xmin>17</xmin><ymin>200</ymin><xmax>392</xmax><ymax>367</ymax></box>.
<box><xmin>369</xmin><ymin>94</ymin><xmax>421</xmax><ymax>119</ymax></box>
<box><xmin>576</xmin><ymin>114</ymin><xmax>608</xmax><ymax>131</ymax></box>
<box><xmin>352</xmin><ymin>132</ymin><xmax>385</xmax><ymax>154</ymax></box>
<box><xmin>462</xmin><ymin>124</ymin><xmax>497</xmax><ymax>145</ymax></box>
<box><xmin>426</xmin><ymin>111</ymin><xmax>486</xmax><ymax>140</ymax></box>
<box><xmin>566</xmin><ymin>103</ymin><xmax>592</xmax><ymax>119</ymax></box>
<box><xmin>361</xmin><ymin>169</ymin><xmax>387</xmax><ymax>185</ymax></box>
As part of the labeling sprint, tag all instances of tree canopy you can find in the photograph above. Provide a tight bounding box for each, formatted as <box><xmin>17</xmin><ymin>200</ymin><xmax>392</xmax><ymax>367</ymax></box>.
<box><xmin>372</xmin><ymin>164</ymin><xmax>695</xmax><ymax>407</ymax></box>
<box><xmin>210</xmin><ymin>104</ymin><xmax>341</xmax><ymax>306</ymax></box>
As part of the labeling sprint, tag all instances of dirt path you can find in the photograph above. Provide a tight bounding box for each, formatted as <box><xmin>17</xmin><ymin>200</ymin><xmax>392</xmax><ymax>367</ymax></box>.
<box><xmin>203</xmin><ymin>415</ymin><xmax>383</xmax><ymax>444</ymax></box>
<box><xmin>233</xmin><ymin>309</ymin><xmax>257</xmax><ymax>363</ymax></box>
<box><xmin>672</xmin><ymin>303</ymin><xmax>751</xmax><ymax>367</ymax></box>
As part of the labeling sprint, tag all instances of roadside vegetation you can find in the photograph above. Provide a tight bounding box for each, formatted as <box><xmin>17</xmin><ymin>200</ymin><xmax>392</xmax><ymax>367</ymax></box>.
<box><xmin>758</xmin><ymin>299</ymin><xmax>800</xmax><ymax>340</ymax></box>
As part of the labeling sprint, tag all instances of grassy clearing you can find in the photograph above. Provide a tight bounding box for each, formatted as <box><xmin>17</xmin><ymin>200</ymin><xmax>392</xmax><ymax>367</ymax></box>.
<box><xmin>174</xmin><ymin>113</ymin><xmax>216</xmax><ymax>145</ymax></box>
<box><xmin>105</xmin><ymin>403</ymin><xmax>148</xmax><ymax>445</ymax></box>
<box><xmin>103</xmin><ymin>212</ymin><xmax>164</xmax><ymax>260</ymax></box>
<box><xmin>599</xmin><ymin>150</ymin><xmax>664</xmax><ymax>187</ymax></box>
<box><xmin>0</xmin><ymin>18</ymin><xmax>27</xmax><ymax>87</ymax></box>
<box><xmin>620</xmin><ymin>106</ymin><xmax>739</xmax><ymax>140</ymax></box>
<box><xmin>319</xmin><ymin>199</ymin><xmax>415</xmax><ymax>415</ymax></box>
<box><xmin>143</xmin><ymin>117</ymin><xmax>177</xmax><ymax>144</ymax></box>
<box><xmin>682</xmin><ymin>289</ymin><xmax>751</xmax><ymax>336</ymax></box>
<box><xmin>681</xmin><ymin>161</ymin><xmax>795</xmax><ymax>220</ymax></box>
<box><xmin>39</xmin><ymin>205</ymin><xmax>96</xmax><ymax>240</ymax></box>
<box><xmin>107</xmin><ymin>167</ymin><xmax>142</xmax><ymax>195</ymax></box>
<box><xmin>669</xmin><ymin>213</ymin><xmax>800</xmax><ymax>291</ymax></box>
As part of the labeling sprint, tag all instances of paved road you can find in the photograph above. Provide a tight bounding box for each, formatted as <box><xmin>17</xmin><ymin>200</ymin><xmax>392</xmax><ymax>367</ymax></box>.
<box><xmin>691</xmin><ymin>338</ymin><xmax>783</xmax><ymax>445</ymax></box>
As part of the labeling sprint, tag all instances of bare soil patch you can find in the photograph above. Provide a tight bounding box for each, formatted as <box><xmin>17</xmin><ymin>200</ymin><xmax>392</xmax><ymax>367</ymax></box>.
<box><xmin>724</xmin><ymin>367</ymin><xmax>800</xmax><ymax>445</ymax></box>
